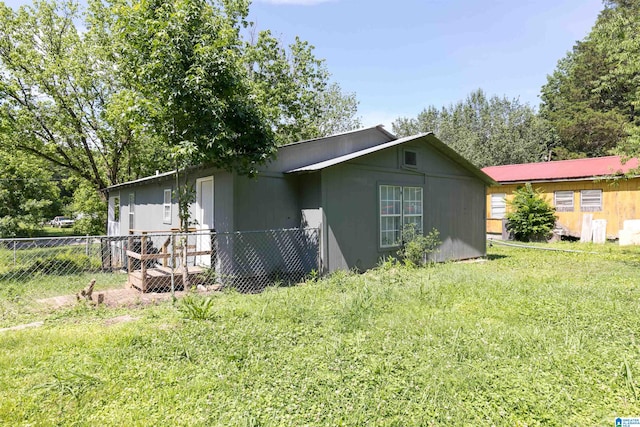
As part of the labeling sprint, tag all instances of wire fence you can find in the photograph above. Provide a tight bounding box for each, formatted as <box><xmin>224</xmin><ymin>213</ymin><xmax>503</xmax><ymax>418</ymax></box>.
<box><xmin>0</xmin><ymin>228</ymin><xmax>320</xmax><ymax>295</ymax></box>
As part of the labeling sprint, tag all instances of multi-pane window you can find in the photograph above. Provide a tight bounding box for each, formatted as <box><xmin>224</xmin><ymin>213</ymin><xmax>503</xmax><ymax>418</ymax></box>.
<box><xmin>581</xmin><ymin>189</ymin><xmax>602</xmax><ymax>212</ymax></box>
<box><xmin>163</xmin><ymin>189</ymin><xmax>172</xmax><ymax>224</ymax></box>
<box><xmin>490</xmin><ymin>193</ymin><xmax>506</xmax><ymax>219</ymax></box>
<box><xmin>554</xmin><ymin>191</ymin><xmax>574</xmax><ymax>212</ymax></box>
<box><xmin>380</xmin><ymin>185</ymin><xmax>423</xmax><ymax>248</ymax></box>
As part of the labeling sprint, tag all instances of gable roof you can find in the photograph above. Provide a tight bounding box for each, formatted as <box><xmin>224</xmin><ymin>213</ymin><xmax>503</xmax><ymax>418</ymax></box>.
<box><xmin>104</xmin><ymin>125</ymin><xmax>494</xmax><ymax>191</ymax></box>
<box><xmin>482</xmin><ymin>156</ymin><xmax>640</xmax><ymax>184</ymax></box>
<box><xmin>286</xmin><ymin>132</ymin><xmax>496</xmax><ymax>186</ymax></box>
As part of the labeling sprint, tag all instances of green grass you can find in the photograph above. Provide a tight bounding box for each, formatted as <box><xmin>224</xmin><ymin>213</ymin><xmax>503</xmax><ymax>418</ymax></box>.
<box><xmin>1</xmin><ymin>242</ymin><xmax>640</xmax><ymax>425</ymax></box>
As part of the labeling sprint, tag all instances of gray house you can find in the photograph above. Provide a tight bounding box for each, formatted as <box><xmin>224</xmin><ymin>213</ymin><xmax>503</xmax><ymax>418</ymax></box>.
<box><xmin>105</xmin><ymin>126</ymin><xmax>494</xmax><ymax>275</ymax></box>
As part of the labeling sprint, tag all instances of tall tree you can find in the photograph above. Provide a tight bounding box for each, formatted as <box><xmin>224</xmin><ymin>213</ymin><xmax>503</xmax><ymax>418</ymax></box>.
<box><xmin>540</xmin><ymin>0</ymin><xmax>640</xmax><ymax>159</ymax></box>
<box><xmin>393</xmin><ymin>89</ymin><xmax>557</xmax><ymax>168</ymax></box>
<box><xmin>244</xmin><ymin>29</ymin><xmax>361</xmax><ymax>145</ymax></box>
<box><xmin>0</xmin><ymin>0</ymin><xmax>170</xmax><ymax>193</ymax></box>
<box><xmin>113</xmin><ymin>0</ymin><xmax>276</xmax><ymax>183</ymax></box>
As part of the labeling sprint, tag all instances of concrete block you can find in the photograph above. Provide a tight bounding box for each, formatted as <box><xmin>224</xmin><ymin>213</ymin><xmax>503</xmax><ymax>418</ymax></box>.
<box><xmin>619</xmin><ymin>229</ymin><xmax>640</xmax><ymax>246</ymax></box>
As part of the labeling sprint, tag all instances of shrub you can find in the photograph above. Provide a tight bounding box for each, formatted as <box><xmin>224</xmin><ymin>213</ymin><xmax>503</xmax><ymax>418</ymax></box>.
<box><xmin>506</xmin><ymin>183</ymin><xmax>557</xmax><ymax>242</ymax></box>
<box><xmin>397</xmin><ymin>224</ymin><xmax>441</xmax><ymax>266</ymax></box>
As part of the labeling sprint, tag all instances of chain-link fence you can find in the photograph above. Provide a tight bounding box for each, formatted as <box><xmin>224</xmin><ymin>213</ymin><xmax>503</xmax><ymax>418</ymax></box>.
<box><xmin>0</xmin><ymin>228</ymin><xmax>320</xmax><ymax>296</ymax></box>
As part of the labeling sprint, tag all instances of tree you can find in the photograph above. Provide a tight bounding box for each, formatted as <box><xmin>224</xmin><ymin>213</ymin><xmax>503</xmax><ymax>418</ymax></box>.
<box><xmin>393</xmin><ymin>89</ymin><xmax>557</xmax><ymax>168</ymax></box>
<box><xmin>0</xmin><ymin>150</ymin><xmax>60</xmax><ymax>237</ymax></box>
<box><xmin>506</xmin><ymin>184</ymin><xmax>557</xmax><ymax>242</ymax></box>
<box><xmin>244</xmin><ymin>29</ymin><xmax>361</xmax><ymax>145</ymax></box>
<box><xmin>540</xmin><ymin>0</ymin><xmax>640</xmax><ymax>159</ymax></box>
<box><xmin>68</xmin><ymin>179</ymin><xmax>107</xmax><ymax>235</ymax></box>
<box><xmin>113</xmin><ymin>0</ymin><xmax>280</xmax><ymax>286</ymax></box>
<box><xmin>0</xmin><ymin>0</ymin><xmax>171</xmax><ymax>194</ymax></box>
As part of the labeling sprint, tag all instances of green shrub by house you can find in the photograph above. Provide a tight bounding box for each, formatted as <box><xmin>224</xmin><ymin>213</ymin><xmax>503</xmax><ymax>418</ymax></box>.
<box><xmin>398</xmin><ymin>224</ymin><xmax>441</xmax><ymax>266</ymax></box>
<box><xmin>506</xmin><ymin>183</ymin><xmax>557</xmax><ymax>242</ymax></box>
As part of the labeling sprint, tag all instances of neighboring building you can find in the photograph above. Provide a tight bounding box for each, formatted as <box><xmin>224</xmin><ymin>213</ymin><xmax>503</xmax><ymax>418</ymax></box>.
<box><xmin>105</xmin><ymin>126</ymin><xmax>494</xmax><ymax>274</ymax></box>
<box><xmin>482</xmin><ymin>156</ymin><xmax>640</xmax><ymax>239</ymax></box>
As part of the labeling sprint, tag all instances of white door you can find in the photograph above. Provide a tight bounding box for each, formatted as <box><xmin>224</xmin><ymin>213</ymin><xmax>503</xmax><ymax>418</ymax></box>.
<box><xmin>196</xmin><ymin>176</ymin><xmax>214</xmax><ymax>266</ymax></box>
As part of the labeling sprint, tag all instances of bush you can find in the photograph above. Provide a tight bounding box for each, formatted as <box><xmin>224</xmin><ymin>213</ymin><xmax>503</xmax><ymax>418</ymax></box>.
<box><xmin>397</xmin><ymin>224</ymin><xmax>441</xmax><ymax>266</ymax></box>
<box><xmin>506</xmin><ymin>183</ymin><xmax>557</xmax><ymax>242</ymax></box>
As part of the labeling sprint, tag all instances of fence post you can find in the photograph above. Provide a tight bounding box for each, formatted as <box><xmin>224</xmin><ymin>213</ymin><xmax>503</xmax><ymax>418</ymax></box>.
<box><xmin>13</xmin><ymin>240</ymin><xmax>16</xmax><ymax>267</ymax></box>
<box><xmin>85</xmin><ymin>235</ymin><xmax>90</xmax><ymax>257</ymax></box>
<box><xmin>170</xmin><ymin>233</ymin><xmax>176</xmax><ymax>298</ymax></box>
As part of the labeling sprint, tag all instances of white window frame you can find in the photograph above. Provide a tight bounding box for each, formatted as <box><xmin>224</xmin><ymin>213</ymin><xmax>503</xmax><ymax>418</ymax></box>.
<box><xmin>554</xmin><ymin>191</ymin><xmax>574</xmax><ymax>212</ymax></box>
<box><xmin>580</xmin><ymin>189</ymin><xmax>602</xmax><ymax>212</ymax></box>
<box><xmin>128</xmin><ymin>193</ymin><xmax>135</xmax><ymax>231</ymax></box>
<box><xmin>163</xmin><ymin>189</ymin><xmax>172</xmax><ymax>224</ymax></box>
<box><xmin>379</xmin><ymin>185</ymin><xmax>423</xmax><ymax>248</ymax></box>
<box><xmin>490</xmin><ymin>193</ymin><xmax>506</xmax><ymax>219</ymax></box>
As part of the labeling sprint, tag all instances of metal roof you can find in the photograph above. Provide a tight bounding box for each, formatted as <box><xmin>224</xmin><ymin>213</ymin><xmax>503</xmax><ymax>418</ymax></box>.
<box><xmin>286</xmin><ymin>133</ymin><xmax>496</xmax><ymax>186</ymax></box>
<box><xmin>482</xmin><ymin>156</ymin><xmax>640</xmax><ymax>183</ymax></box>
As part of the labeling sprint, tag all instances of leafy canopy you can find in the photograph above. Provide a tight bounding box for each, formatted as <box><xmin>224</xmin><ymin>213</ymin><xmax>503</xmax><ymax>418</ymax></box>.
<box><xmin>540</xmin><ymin>0</ymin><xmax>640</xmax><ymax>159</ymax></box>
<box><xmin>393</xmin><ymin>89</ymin><xmax>558</xmax><ymax>168</ymax></box>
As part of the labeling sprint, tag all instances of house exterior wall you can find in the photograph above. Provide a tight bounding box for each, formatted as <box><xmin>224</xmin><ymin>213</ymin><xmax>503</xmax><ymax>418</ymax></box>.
<box><xmin>233</xmin><ymin>173</ymin><xmax>300</xmax><ymax>231</ymax></box>
<box><xmin>321</xmin><ymin>141</ymin><xmax>487</xmax><ymax>272</ymax></box>
<box><xmin>486</xmin><ymin>177</ymin><xmax>640</xmax><ymax>238</ymax></box>
<box><xmin>109</xmin><ymin>169</ymin><xmax>235</xmax><ymax>234</ymax></box>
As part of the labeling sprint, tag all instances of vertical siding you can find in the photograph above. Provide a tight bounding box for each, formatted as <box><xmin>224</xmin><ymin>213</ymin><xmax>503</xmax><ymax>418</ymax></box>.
<box><xmin>486</xmin><ymin>177</ymin><xmax>640</xmax><ymax>238</ymax></box>
<box><xmin>322</xmin><ymin>144</ymin><xmax>487</xmax><ymax>272</ymax></box>
<box><xmin>426</xmin><ymin>177</ymin><xmax>487</xmax><ymax>261</ymax></box>
<box><xmin>233</xmin><ymin>173</ymin><xmax>300</xmax><ymax>231</ymax></box>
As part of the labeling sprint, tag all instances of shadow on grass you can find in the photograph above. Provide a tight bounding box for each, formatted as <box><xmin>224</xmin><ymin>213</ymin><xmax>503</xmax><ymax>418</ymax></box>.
<box><xmin>486</xmin><ymin>254</ymin><xmax>508</xmax><ymax>261</ymax></box>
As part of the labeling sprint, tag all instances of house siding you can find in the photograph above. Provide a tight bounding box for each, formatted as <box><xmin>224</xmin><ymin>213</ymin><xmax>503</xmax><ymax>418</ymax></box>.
<box><xmin>321</xmin><ymin>143</ymin><xmax>487</xmax><ymax>272</ymax></box>
<box><xmin>486</xmin><ymin>178</ymin><xmax>640</xmax><ymax>238</ymax></box>
<box><xmin>233</xmin><ymin>173</ymin><xmax>300</xmax><ymax>231</ymax></box>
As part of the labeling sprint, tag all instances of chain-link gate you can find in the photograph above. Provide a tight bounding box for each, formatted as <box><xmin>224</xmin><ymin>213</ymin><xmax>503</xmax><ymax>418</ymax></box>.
<box><xmin>0</xmin><ymin>228</ymin><xmax>320</xmax><ymax>295</ymax></box>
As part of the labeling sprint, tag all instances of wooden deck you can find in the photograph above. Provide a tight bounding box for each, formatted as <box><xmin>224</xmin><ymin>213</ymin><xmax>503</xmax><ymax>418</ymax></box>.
<box><xmin>128</xmin><ymin>266</ymin><xmax>206</xmax><ymax>292</ymax></box>
<box><xmin>126</xmin><ymin>230</ymin><xmax>214</xmax><ymax>293</ymax></box>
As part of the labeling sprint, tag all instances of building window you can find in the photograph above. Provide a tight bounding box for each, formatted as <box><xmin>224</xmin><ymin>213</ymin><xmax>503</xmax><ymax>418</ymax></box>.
<box><xmin>581</xmin><ymin>189</ymin><xmax>602</xmax><ymax>212</ymax></box>
<box><xmin>163</xmin><ymin>189</ymin><xmax>172</xmax><ymax>224</ymax></box>
<box><xmin>380</xmin><ymin>185</ymin><xmax>423</xmax><ymax>248</ymax></box>
<box><xmin>491</xmin><ymin>193</ymin><xmax>506</xmax><ymax>219</ymax></box>
<box><xmin>554</xmin><ymin>191</ymin><xmax>574</xmax><ymax>212</ymax></box>
<box><xmin>403</xmin><ymin>150</ymin><xmax>418</xmax><ymax>168</ymax></box>
<box><xmin>128</xmin><ymin>193</ymin><xmax>135</xmax><ymax>230</ymax></box>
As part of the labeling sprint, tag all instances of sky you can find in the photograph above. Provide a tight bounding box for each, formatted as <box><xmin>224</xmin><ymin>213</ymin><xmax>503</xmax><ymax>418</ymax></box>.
<box><xmin>248</xmin><ymin>0</ymin><xmax>604</xmax><ymax>129</ymax></box>
<box><xmin>4</xmin><ymin>0</ymin><xmax>605</xmax><ymax>130</ymax></box>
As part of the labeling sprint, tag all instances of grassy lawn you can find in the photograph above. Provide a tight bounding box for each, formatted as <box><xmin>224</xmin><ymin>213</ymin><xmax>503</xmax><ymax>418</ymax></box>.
<box><xmin>1</xmin><ymin>242</ymin><xmax>639</xmax><ymax>425</ymax></box>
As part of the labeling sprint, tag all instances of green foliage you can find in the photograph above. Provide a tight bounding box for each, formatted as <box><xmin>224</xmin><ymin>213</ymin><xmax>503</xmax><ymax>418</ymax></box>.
<box><xmin>0</xmin><ymin>0</ymin><xmax>169</xmax><ymax>191</ymax></box>
<box><xmin>393</xmin><ymin>89</ymin><xmax>558</xmax><ymax>167</ymax></box>
<box><xmin>178</xmin><ymin>294</ymin><xmax>217</xmax><ymax>321</ymax></box>
<box><xmin>0</xmin><ymin>151</ymin><xmax>60</xmax><ymax>237</ymax></box>
<box><xmin>540</xmin><ymin>1</ymin><xmax>640</xmax><ymax>159</ymax></box>
<box><xmin>397</xmin><ymin>224</ymin><xmax>441</xmax><ymax>266</ymax></box>
<box><xmin>245</xmin><ymin>30</ymin><xmax>361</xmax><ymax>145</ymax></box>
<box><xmin>68</xmin><ymin>180</ymin><xmax>107</xmax><ymax>236</ymax></box>
<box><xmin>506</xmin><ymin>183</ymin><xmax>558</xmax><ymax>242</ymax></box>
<box><xmin>113</xmin><ymin>0</ymin><xmax>277</xmax><ymax>177</ymax></box>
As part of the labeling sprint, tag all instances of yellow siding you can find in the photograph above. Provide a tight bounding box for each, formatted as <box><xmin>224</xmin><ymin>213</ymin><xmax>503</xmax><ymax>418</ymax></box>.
<box><xmin>486</xmin><ymin>178</ymin><xmax>640</xmax><ymax>238</ymax></box>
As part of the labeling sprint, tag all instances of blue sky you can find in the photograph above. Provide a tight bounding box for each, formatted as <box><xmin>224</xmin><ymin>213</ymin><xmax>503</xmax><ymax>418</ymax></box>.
<box><xmin>249</xmin><ymin>0</ymin><xmax>604</xmax><ymax>128</ymax></box>
<box><xmin>5</xmin><ymin>0</ymin><xmax>605</xmax><ymax>129</ymax></box>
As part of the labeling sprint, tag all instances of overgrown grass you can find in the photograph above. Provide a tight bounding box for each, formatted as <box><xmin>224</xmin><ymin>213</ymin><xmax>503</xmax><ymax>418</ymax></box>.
<box><xmin>1</xmin><ymin>242</ymin><xmax>639</xmax><ymax>425</ymax></box>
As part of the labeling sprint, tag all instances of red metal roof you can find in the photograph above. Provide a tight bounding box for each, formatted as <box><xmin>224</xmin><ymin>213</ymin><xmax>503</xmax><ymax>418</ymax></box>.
<box><xmin>482</xmin><ymin>156</ymin><xmax>640</xmax><ymax>183</ymax></box>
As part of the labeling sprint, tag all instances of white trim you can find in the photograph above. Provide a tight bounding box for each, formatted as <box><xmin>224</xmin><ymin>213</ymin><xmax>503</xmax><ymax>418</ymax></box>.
<box><xmin>163</xmin><ymin>189</ymin><xmax>172</xmax><ymax>224</ymax></box>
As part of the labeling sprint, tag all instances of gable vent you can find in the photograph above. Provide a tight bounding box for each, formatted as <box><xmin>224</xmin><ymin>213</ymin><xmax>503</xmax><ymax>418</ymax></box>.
<box><xmin>404</xmin><ymin>150</ymin><xmax>417</xmax><ymax>167</ymax></box>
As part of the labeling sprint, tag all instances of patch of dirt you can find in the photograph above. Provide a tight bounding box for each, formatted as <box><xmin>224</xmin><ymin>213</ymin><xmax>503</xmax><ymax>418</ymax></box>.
<box><xmin>36</xmin><ymin>287</ymin><xmax>215</xmax><ymax>310</ymax></box>
<box><xmin>0</xmin><ymin>321</ymin><xmax>44</xmax><ymax>333</ymax></box>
